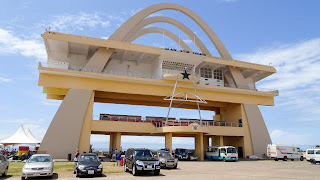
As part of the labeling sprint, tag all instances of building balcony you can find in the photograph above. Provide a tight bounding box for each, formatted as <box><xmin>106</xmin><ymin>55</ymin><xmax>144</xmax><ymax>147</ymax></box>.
<box><xmin>41</xmin><ymin>62</ymin><xmax>278</xmax><ymax>94</ymax></box>
<box><xmin>93</xmin><ymin>114</ymin><xmax>242</xmax><ymax>128</ymax></box>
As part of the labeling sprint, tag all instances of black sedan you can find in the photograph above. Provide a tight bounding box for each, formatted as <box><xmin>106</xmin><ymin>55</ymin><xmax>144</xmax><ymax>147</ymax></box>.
<box><xmin>74</xmin><ymin>154</ymin><xmax>103</xmax><ymax>177</ymax></box>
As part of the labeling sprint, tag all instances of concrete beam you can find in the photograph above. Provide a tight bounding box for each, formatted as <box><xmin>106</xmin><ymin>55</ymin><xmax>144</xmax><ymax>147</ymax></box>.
<box><xmin>84</xmin><ymin>47</ymin><xmax>114</xmax><ymax>72</ymax></box>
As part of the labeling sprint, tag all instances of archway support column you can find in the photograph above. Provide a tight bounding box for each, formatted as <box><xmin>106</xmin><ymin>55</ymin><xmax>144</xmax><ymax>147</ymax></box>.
<box><xmin>203</xmin><ymin>135</ymin><xmax>209</xmax><ymax>150</ymax></box>
<box><xmin>38</xmin><ymin>89</ymin><xmax>94</xmax><ymax>159</ymax></box>
<box><xmin>165</xmin><ymin>132</ymin><xmax>173</xmax><ymax>153</ymax></box>
<box><xmin>195</xmin><ymin>133</ymin><xmax>204</xmax><ymax>161</ymax></box>
<box><xmin>110</xmin><ymin>132</ymin><xmax>121</xmax><ymax>151</ymax></box>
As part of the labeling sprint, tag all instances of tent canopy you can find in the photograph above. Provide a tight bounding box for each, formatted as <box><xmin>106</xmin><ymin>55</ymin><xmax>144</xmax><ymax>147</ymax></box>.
<box><xmin>0</xmin><ymin>125</ymin><xmax>41</xmax><ymax>146</ymax></box>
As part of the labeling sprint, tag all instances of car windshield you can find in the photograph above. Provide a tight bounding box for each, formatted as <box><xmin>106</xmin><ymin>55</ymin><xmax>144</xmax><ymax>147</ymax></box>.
<box><xmin>28</xmin><ymin>156</ymin><xmax>52</xmax><ymax>163</ymax></box>
<box><xmin>79</xmin><ymin>155</ymin><xmax>99</xmax><ymax>162</ymax></box>
<box><xmin>227</xmin><ymin>148</ymin><xmax>237</xmax><ymax>153</ymax></box>
<box><xmin>177</xmin><ymin>149</ymin><xmax>186</xmax><ymax>153</ymax></box>
<box><xmin>159</xmin><ymin>152</ymin><xmax>171</xmax><ymax>157</ymax></box>
<box><xmin>316</xmin><ymin>150</ymin><xmax>320</xmax><ymax>154</ymax></box>
<box><xmin>134</xmin><ymin>150</ymin><xmax>153</xmax><ymax>158</ymax></box>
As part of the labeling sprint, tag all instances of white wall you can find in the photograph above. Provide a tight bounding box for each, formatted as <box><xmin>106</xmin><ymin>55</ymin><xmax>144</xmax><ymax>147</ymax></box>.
<box><xmin>246</xmin><ymin>78</ymin><xmax>256</xmax><ymax>90</ymax></box>
<box><xmin>48</xmin><ymin>53</ymin><xmax>88</xmax><ymax>70</ymax></box>
<box><xmin>151</xmin><ymin>59</ymin><xmax>162</xmax><ymax>79</ymax></box>
<box><xmin>104</xmin><ymin>59</ymin><xmax>152</xmax><ymax>78</ymax></box>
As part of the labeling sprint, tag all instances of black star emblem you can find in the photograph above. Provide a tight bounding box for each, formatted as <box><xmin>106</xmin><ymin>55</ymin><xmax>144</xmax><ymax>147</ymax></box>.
<box><xmin>181</xmin><ymin>70</ymin><xmax>190</xmax><ymax>80</ymax></box>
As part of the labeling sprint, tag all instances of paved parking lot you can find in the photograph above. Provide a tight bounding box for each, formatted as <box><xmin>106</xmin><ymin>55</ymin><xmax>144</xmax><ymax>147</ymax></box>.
<box><xmin>4</xmin><ymin>160</ymin><xmax>320</xmax><ymax>180</ymax></box>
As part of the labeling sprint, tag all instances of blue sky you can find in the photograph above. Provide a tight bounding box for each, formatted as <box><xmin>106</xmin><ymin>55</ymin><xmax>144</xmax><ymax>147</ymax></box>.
<box><xmin>0</xmin><ymin>0</ymin><xmax>319</xmax><ymax>150</ymax></box>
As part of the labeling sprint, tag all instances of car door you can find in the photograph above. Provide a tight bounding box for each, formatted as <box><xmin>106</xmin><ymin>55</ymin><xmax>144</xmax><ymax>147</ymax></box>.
<box><xmin>0</xmin><ymin>155</ymin><xmax>4</xmax><ymax>173</ymax></box>
<box><xmin>127</xmin><ymin>150</ymin><xmax>133</xmax><ymax>169</ymax></box>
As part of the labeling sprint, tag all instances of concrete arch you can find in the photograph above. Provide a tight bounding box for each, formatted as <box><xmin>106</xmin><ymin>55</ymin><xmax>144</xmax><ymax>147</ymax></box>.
<box><xmin>109</xmin><ymin>3</ymin><xmax>272</xmax><ymax>157</ymax></box>
<box><xmin>109</xmin><ymin>3</ymin><xmax>231</xmax><ymax>59</ymax></box>
<box><xmin>123</xmin><ymin>16</ymin><xmax>211</xmax><ymax>56</ymax></box>
<box><xmin>127</xmin><ymin>27</ymin><xmax>192</xmax><ymax>52</ymax></box>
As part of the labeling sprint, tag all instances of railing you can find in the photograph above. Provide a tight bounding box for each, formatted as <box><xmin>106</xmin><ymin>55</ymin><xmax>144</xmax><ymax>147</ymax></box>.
<box><xmin>40</xmin><ymin>62</ymin><xmax>278</xmax><ymax>93</ymax></box>
<box><xmin>93</xmin><ymin>115</ymin><xmax>242</xmax><ymax>127</ymax></box>
<box><xmin>162</xmin><ymin>69</ymin><xmax>200</xmax><ymax>78</ymax></box>
<box><xmin>224</xmin><ymin>83</ymin><xmax>279</xmax><ymax>93</ymax></box>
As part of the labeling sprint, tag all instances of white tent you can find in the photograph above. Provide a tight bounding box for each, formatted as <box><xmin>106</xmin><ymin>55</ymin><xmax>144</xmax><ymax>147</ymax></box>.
<box><xmin>25</xmin><ymin>127</ymin><xmax>41</xmax><ymax>144</ymax></box>
<box><xmin>0</xmin><ymin>125</ymin><xmax>41</xmax><ymax>146</ymax></box>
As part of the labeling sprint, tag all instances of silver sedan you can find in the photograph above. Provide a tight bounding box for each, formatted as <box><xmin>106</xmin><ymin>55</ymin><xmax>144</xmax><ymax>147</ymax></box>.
<box><xmin>0</xmin><ymin>155</ymin><xmax>9</xmax><ymax>177</ymax></box>
<box><xmin>22</xmin><ymin>154</ymin><xmax>54</xmax><ymax>180</ymax></box>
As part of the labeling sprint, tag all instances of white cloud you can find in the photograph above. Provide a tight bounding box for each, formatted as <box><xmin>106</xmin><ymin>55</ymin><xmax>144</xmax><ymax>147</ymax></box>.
<box><xmin>101</xmin><ymin>36</ymin><xmax>109</xmax><ymax>40</ymax></box>
<box><xmin>183</xmin><ymin>39</ymin><xmax>193</xmax><ymax>45</ymax></box>
<box><xmin>0</xmin><ymin>28</ymin><xmax>46</xmax><ymax>61</ymax></box>
<box><xmin>47</xmin><ymin>12</ymin><xmax>110</xmax><ymax>32</ymax></box>
<box><xmin>0</xmin><ymin>76</ymin><xmax>11</xmax><ymax>82</ymax></box>
<box><xmin>236</xmin><ymin>38</ymin><xmax>320</xmax><ymax>124</ymax></box>
<box><xmin>236</xmin><ymin>38</ymin><xmax>320</xmax><ymax>90</ymax></box>
<box><xmin>270</xmin><ymin>129</ymin><xmax>312</xmax><ymax>145</ymax></box>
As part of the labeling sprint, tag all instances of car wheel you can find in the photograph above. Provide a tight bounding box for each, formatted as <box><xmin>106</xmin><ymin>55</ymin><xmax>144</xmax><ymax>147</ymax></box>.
<box><xmin>283</xmin><ymin>156</ymin><xmax>287</xmax><ymax>161</ymax></box>
<box><xmin>21</xmin><ymin>177</ymin><xmax>26</xmax><ymax>180</ymax></box>
<box><xmin>132</xmin><ymin>165</ymin><xmax>138</xmax><ymax>176</ymax></box>
<box><xmin>311</xmin><ymin>160</ymin><xmax>316</xmax><ymax>164</ymax></box>
<box><xmin>173</xmin><ymin>165</ymin><xmax>177</xmax><ymax>169</ymax></box>
<box><xmin>2</xmin><ymin>167</ymin><xmax>8</xmax><ymax>177</ymax></box>
<box><xmin>154</xmin><ymin>170</ymin><xmax>160</xmax><ymax>176</ymax></box>
<box><xmin>291</xmin><ymin>159</ymin><xmax>294</xmax><ymax>161</ymax></box>
<box><xmin>48</xmin><ymin>175</ymin><xmax>53</xmax><ymax>179</ymax></box>
<box><xmin>223</xmin><ymin>157</ymin><xmax>227</xmax><ymax>162</ymax></box>
<box><xmin>300</xmin><ymin>156</ymin><xmax>304</xmax><ymax>161</ymax></box>
<box><xmin>124</xmin><ymin>163</ymin><xmax>129</xmax><ymax>172</ymax></box>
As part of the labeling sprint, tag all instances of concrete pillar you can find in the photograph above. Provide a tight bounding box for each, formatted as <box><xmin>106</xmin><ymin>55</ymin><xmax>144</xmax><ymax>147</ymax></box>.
<box><xmin>112</xmin><ymin>132</ymin><xmax>121</xmax><ymax>151</ymax></box>
<box><xmin>211</xmin><ymin>136</ymin><xmax>215</xmax><ymax>147</ymax></box>
<box><xmin>195</xmin><ymin>133</ymin><xmax>204</xmax><ymax>161</ymax></box>
<box><xmin>109</xmin><ymin>134</ymin><xmax>114</xmax><ymax>152</ymax></box>
<box><xmin>203</xmin><ymin>136</ymin><xmax>209</xmax><ymax>150</ymax></box>
<box><xmin>38</xmin><ymin>89</ymin><xmax>94</xmax><ymax>159</ymax></box>
<box><xmin>219</xmin><ymin>136</ymin><xmax>224</xmax><ymax>146</ymax></box>
<box><xmin>165</xmin><ymin>132</ymin><xmax>173</xmax><ymax>153</ymax></box>
<box><xmin>78</xmin><ymin>91</ymin><xmax>95</xmax><ymax>154</ymax></box>
<box><xmin>212</xmin><ymin>136</ymin><xmax>224</xmax><ymax>146</ymax></box>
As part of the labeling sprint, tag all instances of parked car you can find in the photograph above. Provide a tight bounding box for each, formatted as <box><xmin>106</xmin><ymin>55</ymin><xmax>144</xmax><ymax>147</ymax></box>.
<box><xmin>74</xmin><ymin>153</ymin><xmax>103</xmax><ymax>177</ymax></box>
<box><xmin>174</xmin><ymin>148</ymin><xmax>188</xmax><ymax>160</ymax></box>
<box><xmin>306</xmin><ymin>148</ymin><xmax>320</xmax><ymax>161</ymax></box>
<box><xmin>310</xmin><ymin>149</ymin><xmax>320</xmax><ymax>164</ymax></box>
<box><xmin>156</xmin><ymin>150</ymin><xmax>178</xmax><ymax>169</ymax></box>
<box><xmin>21</xmin><ymin>154</ymin><xmax>54</xmax><ymax>180</ymax></box>
<box><xmin>0</xmin><ymin>154</ymin><xmax>9</xmax><ymax>177</ymax></box>
<box><xmin>124</xmin><ymin>148</ymin><xmax>160</xmax><ymax>176</ymax></box>
<box><xmin>187</xmin><ymin>150</ymin><xmax>198</xmax><ymax>161</ymax></box>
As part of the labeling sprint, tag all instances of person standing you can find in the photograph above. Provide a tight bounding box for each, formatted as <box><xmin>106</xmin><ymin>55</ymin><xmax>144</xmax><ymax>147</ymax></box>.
<box><xmin>74</xmin><ymin>149</ymin><xmax>80</xmax><ymax>161</ymax></box>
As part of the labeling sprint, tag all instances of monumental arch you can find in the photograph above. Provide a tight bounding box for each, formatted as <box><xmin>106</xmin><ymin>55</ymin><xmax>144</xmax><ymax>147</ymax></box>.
<box><xmin>38</xmin><ymin>3</ymin><xmax>278</xmax><ymax>160</ymax></box>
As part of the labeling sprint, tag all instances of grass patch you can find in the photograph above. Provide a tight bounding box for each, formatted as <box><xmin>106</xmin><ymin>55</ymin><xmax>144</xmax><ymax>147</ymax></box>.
<box><xmin>7</xmin><ymin>161</ymin><xmax>124</xmax><ymax>176</ymax></box>
<box><xmin>7</xmin><ymin>161</ymin><xmax>24</xmax><ymax>176</ymax></box>
<box><xmin>102</xmin><ymin>162</ymin><xmax>124</xmax><ymax>174</ymax></box>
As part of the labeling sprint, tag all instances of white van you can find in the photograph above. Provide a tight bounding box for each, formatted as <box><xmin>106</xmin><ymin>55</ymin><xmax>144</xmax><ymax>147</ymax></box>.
<box><xmin>205</xmin><ymin>146</ymin><xmax>238</xmax><ymax>162</ymax></box>
<box><xmin>267</xmin><ymin>144</ymin><xmax>303</xmax><ymax>161</ymax></box>
<box><xmin>310</xmin><ymin>149</ymin><xmax>320</xmax><ymax>164</ymax></box>
<box><xmin>306</xmin><ymin>148</ymin><xmax>320</xmax><ymax>161</ymax></box>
